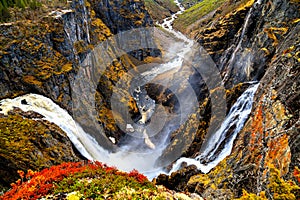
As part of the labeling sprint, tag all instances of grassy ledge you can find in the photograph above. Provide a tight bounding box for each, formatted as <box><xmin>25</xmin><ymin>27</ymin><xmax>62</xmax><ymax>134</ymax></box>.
<box><xmin>173</xmin><ymin>0</ymin><xmax>227</xmax><ymax>31</ymax></box>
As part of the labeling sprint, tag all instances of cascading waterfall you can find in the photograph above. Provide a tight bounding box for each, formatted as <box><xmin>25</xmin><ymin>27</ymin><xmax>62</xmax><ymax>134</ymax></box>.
<box><xmin>0</xmin><ymin>94</ymin><xmax>104</xmax><ymax>161</ymax></box>
<box><xmin>222</xmin><ymin>0</ymin><xmax>262</xmax><ymax>81</ymax></box>
<box><xmin>0</xmin><ymin>94</ymin><xmax>166</xmax><ymax>178</ymax></box>
<box><xmin>0</xmin><ymin>0</ymin><xmax>260</xmax><ymax>180</ymax></box>
<box><xmin>169</xmin><ymin>83</ymin><xmax>259</xmax><ymax>174</ymax></box>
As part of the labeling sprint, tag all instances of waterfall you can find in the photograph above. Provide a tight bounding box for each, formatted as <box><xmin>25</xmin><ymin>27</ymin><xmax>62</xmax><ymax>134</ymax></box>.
<box><xmin>0</xmin><ymin>94</ymin><xmax>166</xmax><ymax>179</ymax></box>
<box><xmin>223</xmin><ymin>0</ymin><xmax>263</xmax><ymax>82</ymax></box>
<box><xmin>169</xmin><ymin>83</ymin><xmax>259</xmax><ymax>174</ymax></box>
<box><xmin>0</xmin><ymin>94</ymin><xmax>105</xmax><ymax>161</ymax></box>
<box><xmin>0</xmin><ymin>0</ymin><xmax>260</xmax><ymax>180</ymax></box>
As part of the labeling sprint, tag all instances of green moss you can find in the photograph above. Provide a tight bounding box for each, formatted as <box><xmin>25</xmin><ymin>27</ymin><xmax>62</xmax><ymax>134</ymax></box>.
<box><xmin>173</xmin><ymin>0</ymin><xmax>227</xmax><ymax>31</ymax></box>
<box><xmin>54</xmin><ymin>168</ymin><xmax>157</xmax><ymax>199</ymax></box>
<box><xmin>0</xmin><ymin>113</ymin><xmax>79</xmax><ymax>190</ymax></box>
<box><xmin>235</xmin><ymin>166</ymin><xmax>300</xmax><ymax>199</ymax></box>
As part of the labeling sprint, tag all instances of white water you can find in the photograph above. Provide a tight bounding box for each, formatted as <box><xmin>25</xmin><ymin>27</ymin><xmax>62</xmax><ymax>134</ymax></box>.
<box><xmin>0</xmin><ymin>2</ymin><xmax>194</xmax><ymax>178</ymax></box>
<box><xmin>223</xmin><ymin>0</ymin><xmax>262</xmax><ymax>81</ymax></box>
<box><xmin>0</xmin><ymin>83</ymin><xmax>259</xmax><ymax>178</ymax></box>
<box><xmin>169</xmin><ymin>83</ymin><xmax>259</xmax><ymax>174</ymax></box>
<box><xmin>0</xmin><ymin>1</ymin><xmax>260</xmax><ymax>180</ymax></box>
<box><xmin>157</xmin><ymin>0</ymin><xmax>193</xmax><ymax>56</ymax></box>
<box><xmin>0</xmin><ymin>94</ymin><xmax>166</xmax><ymax>179</ymax></box>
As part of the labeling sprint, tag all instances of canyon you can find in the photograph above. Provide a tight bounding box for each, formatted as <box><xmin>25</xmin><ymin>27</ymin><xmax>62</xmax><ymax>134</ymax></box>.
<box><xmin>0</xmin><ymin>0</ymin><xmax>299</xmax><ymax>199</ymax></box>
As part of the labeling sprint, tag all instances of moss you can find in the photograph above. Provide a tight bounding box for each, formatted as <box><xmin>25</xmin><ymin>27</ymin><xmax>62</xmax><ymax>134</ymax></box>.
<box><xmin>23</xmin><ymin>75</ymin><xmax>43</xmax><ymax>86</ymax></box>
<box><xmin>173</xmin><ymin>0</ymin><xmax>227</xmax><ymax>31</ymax></box>
<box><xmin>264</xmin><ymin>27</ymin><xmax>289</xmax><ymax>46</ymax></box>
<box><xmin>61</xmin><ymin>63</ymin><xmax>73</xmax><ymax>72</ymax></box>
<box><xmin>0</xmin><ymin>112</ymin><xmax>80</xmax><ymax>190</ymax></box>
<box><xmin>237</xmin><ymin>190</ymin><xmax>268</xmax><ymax>200</ymax></box>
<box><xmin>90</xmin><ymin>17</ymin><xmax>112</xmax><ymax>42</ymax></box>
<box><xmin>0</xmin><ymin>161</ymin><xmax>183</xmax><ymax>199</ymax></box>
<box><xmin>236</xmin><ymin>165</ymin><xmax>300</xmax><ymax>200</ymax></box>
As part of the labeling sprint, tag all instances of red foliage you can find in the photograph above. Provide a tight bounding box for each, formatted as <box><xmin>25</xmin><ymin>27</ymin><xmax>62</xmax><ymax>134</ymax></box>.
<box><xmin>17</xmin><ymin>170</ymin><xmax>24</xmax><ymax>180</ymax></box>
<box><xmin>1</xmin><ymin>161</ymin><xmax>149</xmax><ymax>200</ymax></box>
<box><xmin>294</xmin><ymin>167</ymin><xmax>300</xmax><ymax>183</ymax></box>
<box><xmin>128</xmin><ymin>169</ymin><xmax>148</xmax><ymax>183</ymax></box>
<box><xmin>1</xmin><ymin>161</ymin><xmax>90</xmax><ymax>200</ymax></box>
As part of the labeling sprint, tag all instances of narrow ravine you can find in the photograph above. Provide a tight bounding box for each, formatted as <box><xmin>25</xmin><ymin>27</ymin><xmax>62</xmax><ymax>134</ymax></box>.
<box><xmin>0</xmin><ymin>0</ymin><xmax>261</xmax><ymax>180</ymax></box>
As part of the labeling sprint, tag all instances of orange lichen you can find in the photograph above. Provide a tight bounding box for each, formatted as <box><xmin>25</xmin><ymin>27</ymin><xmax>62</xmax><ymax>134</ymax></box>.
<box><xmin>264</xmin><ymin>27</ymin><xmax>288</xmax><ymax>46</ymax></box>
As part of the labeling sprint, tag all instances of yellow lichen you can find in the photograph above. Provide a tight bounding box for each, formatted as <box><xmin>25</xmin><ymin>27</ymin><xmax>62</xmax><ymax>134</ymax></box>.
<box><xmin>62</xmin><ymin>63</ymin><xmax>73</xmax><ymax>72</ymax></box>
<box><xmin>23</xmin><ymin>75</ymin><xmax>43</xmax><ymax>86</ymax></box>
<box><xmin>261</xmin><ymin>47</ymin><xmax>270</xmax><ymax>56</ymax></box>
<box><xmin>264</xmin><ymin>27</ymin><xmax>289</xmax><ymax>46</ymax></box>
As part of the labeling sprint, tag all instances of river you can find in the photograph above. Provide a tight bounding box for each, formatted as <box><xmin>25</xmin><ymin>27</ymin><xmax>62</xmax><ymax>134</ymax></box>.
<box><xmin>0</xmin><ymin>0</ymin><xmax>259</xmax><ymax>179</ymax></box>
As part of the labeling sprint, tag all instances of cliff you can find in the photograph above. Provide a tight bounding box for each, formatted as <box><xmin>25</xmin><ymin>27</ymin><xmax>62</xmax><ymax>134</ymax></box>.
<box><xmin>0</xmin><ymin>0</ymin><xmax>158</xmax><ymax>191</ymax></box>
<box><xmin>144</xmin><ymin>0</ymin><xmax>179</xmax><ymax>22</ymax></box>
<box><xmin>156</xmin><ymin>0</ymin><xmax>300</xmax><ymax>199</ymax></box>
<box><xmin>0</xmin><ymin>109</ymin><xmax>81</xmax><ymax>190</ymax></box>
<box><xmin>0</xmin><ymin>0</ymin><xmax>299</xmax><ymax>199</ymax></box>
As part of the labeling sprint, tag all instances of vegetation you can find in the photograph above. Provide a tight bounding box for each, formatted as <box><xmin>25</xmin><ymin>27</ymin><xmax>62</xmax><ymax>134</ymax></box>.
<box><xmin>180</xmin><ymin>0</ymin><xmax>204</xmax><ymax>8</ymax></box>
<box><xmin>0</xmin><ymin>161</ymin><xmax>178</xmax><ymax>199</ymax></box>
<box><xmin>144</xmin><ymin>0</ymin><xmax>179</xmax><ymax>21</ymax></box>
<box><xmin>0</xmin><ymin>0</ymin><xmax>42</xmax><ymax>22</ymax></box>
<box><xmin>0</xmin><ymin>113</ymin><xmax>80</xmax><ymax>191</ymax></box>
<box><xmin>236</xmin><ymin>165</ymin><xmax>300</xmax><ymax>200</ymax></box>
<box><xmin>173</xmin><ymin>0</ymin><xmax>227</xmax><ymax>31</ymax></box>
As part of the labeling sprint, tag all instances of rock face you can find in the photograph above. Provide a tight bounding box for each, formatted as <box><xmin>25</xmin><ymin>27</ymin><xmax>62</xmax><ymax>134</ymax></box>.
<box><xmin>157</xmin><ymin>0</ymin><xmax>300</xmax><ymax>199</ymax></box>
<box><xmin>90</xmin><ymin>0</ymin><xmax>153</xmax><ymax>34</ymax></box>
<box><xmin>0</xmin><ymin>109</ymin><xmax>81</xmax><ymax>191</ymax></box>
<box><xmin>0</xmin><ymin>0</ymin><xmax>157</xmax><ymax>190</ymax></box>
<box><xmin>0</xmin><ymin>0</ymin><xmax>299</xmax><ymax>198</ymax></box>
<box><xmin>0</xmin><ymin>0</ymin><xmax>102</xmax><ymax>111</ymax></box>
<box><xmin>0</xmin><ymin>0</ymin><xmax>158</xmax><ymax>143</ymax></box>
<box><xmin>185</xmin><ymin>23</ymin><xmax>300</xmax><ymax>199</ymax></box>
<box><xmin>144</xmin><ymin>0</ymin><xmax>180</xmax><ymax>22</ymax></box>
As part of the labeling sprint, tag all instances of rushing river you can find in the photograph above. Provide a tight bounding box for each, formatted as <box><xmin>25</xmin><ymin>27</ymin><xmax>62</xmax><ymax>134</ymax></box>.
<box><xmin>0</xmin><ymin>0</ymin><xmax>259</xmax><ymax>179</ymax></box>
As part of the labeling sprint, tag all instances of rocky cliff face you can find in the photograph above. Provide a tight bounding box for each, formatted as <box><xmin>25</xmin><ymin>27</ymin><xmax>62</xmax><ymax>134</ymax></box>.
<box><xmin>0</xmin><ymin>0</ymin><xmax>158</xmax><ymax>140</ymax></box>
<box><xmin>0</xmin><ymin>109</ymin><xmax>82</xmax><ymax>190</ymax></box>
<box><xmin>182</xmin><ymin>23</ymin><xmax>300</xmax><ymax>199</ymax></box>
<box><xmin>144</xmin><ymin>0</ymin><xmax>180</xmax><ymax>22</ymax></box>
<box><xmin>90</xmin><ymin>0</ymin><xmax>153</xmax><ymax>34</ymax></box>
<box><xmin>0</xmin><ymin>0</ymin><xmax>157</xmax><ymax>190</ymax></box>
<box><xmin>0</xmin><ymin>0</ymin><xmax>299</xmax><ymax>198</ymax></box>
<box><xmin>157</xmin><ymin>0</ymin><xmax>300</xmax><ymax>199</ymax></box>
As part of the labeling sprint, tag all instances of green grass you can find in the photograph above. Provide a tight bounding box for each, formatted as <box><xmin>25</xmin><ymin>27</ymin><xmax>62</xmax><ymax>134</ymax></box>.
<box><xmin>174</xmin><ymin>0</ymin><xmax>227</xmax><ymax>31</ymax></box>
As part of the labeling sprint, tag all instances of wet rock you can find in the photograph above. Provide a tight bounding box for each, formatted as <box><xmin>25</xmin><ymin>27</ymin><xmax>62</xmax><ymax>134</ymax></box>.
<box><xmin>156</xmin><ymin>165</ymin><xmax>200</xmax><ymax>192</ymax></box>
<box><xmin>21</xmin><ymin>99</ymin><xmax>28</xmax><ymax>105</ymax></box>
<box><xmin>7</xmin><ymin>108</ymin><xmax>44</xmax><ymax>119</ymax></box>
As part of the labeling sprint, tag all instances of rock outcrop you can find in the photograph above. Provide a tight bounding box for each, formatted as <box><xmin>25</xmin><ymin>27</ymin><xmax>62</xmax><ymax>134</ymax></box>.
<box><xmin>0</xmin><ymin>0</ymin><xmax>157</xmax><ymax>190</ymax></box>
<box><xmin>0</xmin><ymin>0</ymin><xmax>159</xmax><ymax>143</ymax></box>
<box><xmin>157</xmin><ymin>0</ymin><xmax>300</xmax><ymax>199</ymax></box>
<box><xmin>144</xmin><ymin>0</ymin><xmax>180</xmax><ymax>22</ymax></box>
<box><xmin>185</xmin><ymin>22</ymin><xmax>300</xmax><ymax>199</ymax></box>
<box><xmin>0</xmin><ymin>109</ymin><xmax>81</xmax><ymax>191</ymax></box>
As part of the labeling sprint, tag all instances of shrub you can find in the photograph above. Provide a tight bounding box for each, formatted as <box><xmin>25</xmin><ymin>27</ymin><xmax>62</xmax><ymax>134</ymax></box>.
<box><xmin>0</xmin><ymin>161</ymin><xmax>159</xmax><ymax>200</ymax></box>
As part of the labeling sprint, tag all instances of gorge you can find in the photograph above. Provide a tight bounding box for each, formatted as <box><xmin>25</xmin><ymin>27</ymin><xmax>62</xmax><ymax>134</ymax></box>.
<box><xmin>0</xmin><ymin>0</ymin><xmax>299</xmax><ymax>199</ymax></box>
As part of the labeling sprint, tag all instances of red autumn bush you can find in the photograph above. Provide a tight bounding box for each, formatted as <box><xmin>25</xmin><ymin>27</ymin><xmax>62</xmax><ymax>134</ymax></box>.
<box><xmin>0</xmin><ymin>161</ymin><xmax>151</xmax><ymax>200</ymax></box>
